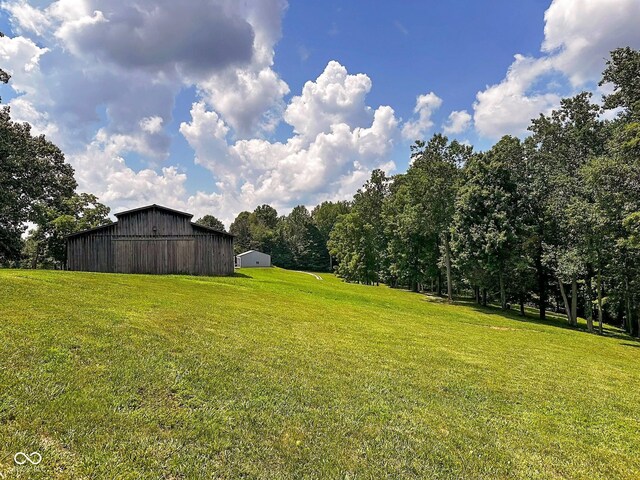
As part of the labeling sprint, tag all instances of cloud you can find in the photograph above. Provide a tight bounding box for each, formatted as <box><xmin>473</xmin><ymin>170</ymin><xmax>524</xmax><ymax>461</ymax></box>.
<box><xmin>181</xmin><ymin>62</ymin><xmax>399</xmax><ymax>222</ymax></box>
<box><xmin>474</xmin><ymin>55</ymin><xmax>559</xmax><ymax>138</ymax></box>
<box><xmin>1</xmin><ymin>0</ymin><xmax>291</xmax><ymax>220</ymax></box>
<box><xmin>473</xmin><ymin>0</ymin><xmax>640</xmax><ymax>139</ymax></box>
<box><xmin>0</xmin><ymin>33</ymin><xmax>48</xmax><ymax>89</ymax></box>
<box><xmin>1</xmin><ymin>3</ymin><xmax>396</xmax><ymax>223</ymax></box>
<box><xmin>401</xmin><ymin>92</ymin><xmax>442</xmax><ymax>141</ymax></box>
<box><xmin>179</xmin><ymin>102</ymin><xmax>232</xmax><ymax>181</ymax></box>
<box><xmin>53</xmin><ymin>2</ymin><xmax>255</xmax><ymax>77</ymax></box>
<box><xmin>2</xmin><ymin>0</ymin><xmax>51</xmax><ymax>36</ymax></box>
<box><xmin>2</xmin><ymin>0</ymin><xmax>290</xmax><ymax>139</ymax></box>
<box><xmin>443</xmin><ymin>110</ymin><xmax>472</xmax><ymax>135</ymax></box>
<box><xmin>140</xmin><ymin>116</ymin><xmax>163</xmax><ymax>134</ymax></box>
<box><xmin>69</xmin><ymin>137</ymin><xmax>188</xmax><ymax>212</ymax></box>
<box><xmin>394</xmin><ymin>20</ymin><xmax>409</xmax><ymax>36</ymax></box>
<box><xmin>542</xmin><ymin>0</ymin><xmax>640</xmax><ymax>85</ymax></box>
<box><xmin>284</xmin><ymin>61</ymin><xmax>373</xmax><ymax>141</ymax></box>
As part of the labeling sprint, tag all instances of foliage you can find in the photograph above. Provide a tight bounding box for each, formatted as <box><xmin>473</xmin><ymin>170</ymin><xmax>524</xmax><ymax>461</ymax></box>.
<box><xmin>0</xmin><ymin>107</ymin><xmax>76</xmax><ymax>263</ymax></box>
<box><xmin>311</xmin><ymin>200</ymin><xmax>351</xmax><ymax>270</ymax></box>
<box><xmin>275</xmin><ymin>205</ymin><xmax>329</xmax><ymax>271</ymax></box>
<box><xmin>22</xmin><ymin>193</ymin><xmax>111</xmax><ymax>268</ymax></box>
<box><xmin>195</xmin><ymin>214</ymin><xmax>226</xmax><ymax>232</ymax></box>
<box><xmin>326</xmin><ymin>48</ymin><xmax>640</xmax><ymax>336</ymax></box>
<box><xmin>328</xmin><ymin>169</ymin><xmax>388</xmax><ymax>284</ymax></box>
<box><xmin>452</xmin><ymin>136</ymin><xmax>526</xmax><ymax>309</ymax></box>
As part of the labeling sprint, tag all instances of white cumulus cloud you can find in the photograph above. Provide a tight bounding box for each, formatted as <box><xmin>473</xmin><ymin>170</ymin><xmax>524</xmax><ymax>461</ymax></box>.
<box><xmin>443</xmin><ymin>110</ymin><xmax>472</xmax><ymax>135</ymax></box>
<box><xmin>401</xmin><ymin>92</ymin><xmax>442</xmax><ymax>141</ymax></box>
<box><xmin>473</xmin><ymin>0</ymin><xmax>640</xmax><ymax>139</ymax></box>
<box><xmin>181</xmin><ymin>62</ymin><xmax>400</xmax><ymax>222</ymax></box>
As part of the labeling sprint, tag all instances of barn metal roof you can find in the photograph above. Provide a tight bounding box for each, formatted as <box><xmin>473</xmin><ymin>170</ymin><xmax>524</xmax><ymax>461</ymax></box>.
<box><xmin>66</xmin><ymin>204</ymin><xmax>234</xmax><ymax>239</ymax></box>
<box><xmin>114</xmin><ymin>204</ymin><xmax>193</xmax><ymax>218</ymax></box>
<box><xmin>65</xmin><ymin>222</ymin><xmax>116</xmax><ymax>238</ymax></box>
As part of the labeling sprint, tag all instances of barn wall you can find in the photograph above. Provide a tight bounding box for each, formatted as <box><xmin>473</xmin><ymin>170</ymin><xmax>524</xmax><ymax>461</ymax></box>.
<box><xmin>66</xmin><ymin>208</ymin><xmax>234</xmax><ymax>275</ymax></box>
<box><xmin>116</xmin><ymin>209</ymin><xmax>193</xmax><ymax>235</ymax></box>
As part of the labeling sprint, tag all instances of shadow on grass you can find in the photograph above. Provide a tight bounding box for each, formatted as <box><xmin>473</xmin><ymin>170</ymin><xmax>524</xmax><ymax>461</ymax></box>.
<box><xmin>430</xmin><ymin>295</ymin><xmax>640</xmax><ymax>342</ymax></box>
<box><xmin>232</xmin><ymin>272</ymin><xmax>253</xmax><ymax>279</ymax></box>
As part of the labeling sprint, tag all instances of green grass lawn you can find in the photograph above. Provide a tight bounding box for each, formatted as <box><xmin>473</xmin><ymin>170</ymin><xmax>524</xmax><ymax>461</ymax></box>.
<box><xmin>1</xmin><ymin>268</ymin><xmax>639</xmax><ymax>479</ymax></box>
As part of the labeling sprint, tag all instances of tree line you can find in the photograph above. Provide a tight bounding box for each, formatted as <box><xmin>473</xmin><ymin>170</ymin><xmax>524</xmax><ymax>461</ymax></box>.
<box><xmin>222</xmin><ymin>47</ymin><xmax>640</xmax><ymax>336</ymax></box>
<box><xmin>328</xmin><ymin>47</ymin><xmax>640</xmax><ymax>337</ymax></box>
<box><xmin>2</xmin><ymin>43</ymin><xmax>639</xmax><ymax>337</ymax></box>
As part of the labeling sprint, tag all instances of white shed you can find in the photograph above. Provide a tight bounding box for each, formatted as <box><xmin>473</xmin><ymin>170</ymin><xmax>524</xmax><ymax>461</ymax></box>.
<box><xmin>235</xmin><ymin>250</ymin><xmax>271</xmax><ymax>268</ymax></box>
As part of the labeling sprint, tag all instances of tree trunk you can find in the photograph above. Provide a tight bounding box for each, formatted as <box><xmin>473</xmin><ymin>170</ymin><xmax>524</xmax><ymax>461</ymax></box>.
<box><xmin>536</xmin><ymin>250</ymin><xmax>546</xmax><ymax>320</ymax></box>
<box><xmin>597</xmin><ymin>269</ymin><xmax>604</xmax><ymax>335</ymax></box>
<box><xmin>558</xmin><ymin>278</ymin><xmax>574</xmax><ymax>326</ymax></box>
<box><xmin>31</xmin><ymin>243</ymin><xmax>40</xmax><ymax>270</ymax></box>
<box><xmin>571</xmin><ymin>277</ymin><xmax>578</xmax><ymax>327</ymax></box>
<box><xmin>625</xmin><ymin>277</ymin><xmax>632</xmax><ymax>334</ymax></box>
<box><xmin>585</xmin><ymin>274</ymin><xmax>594</xmax><ymax>333</ymax></box>
<box><xmin>482</xmin><ymin>288</ymin><xmax>487</xmax><ymax>307</ymax></box>
<box><xmin>437</xmin><ymin>271</ymin><xmax>442</xmax><ymax>297</ymax></box>
<box><xmin>499</xmin><ymin>270</ymin><xmax>507</xmax><ymax>310</ymax></box>
<box><xmin>444</xmin><ymin>234</ymin><xmax>453</xmax><ymax>303</ymax></box>
<box><xmin>519</xmin><ymin>296</ymin><xmax>525</xmax><ymax>316</ymax></box>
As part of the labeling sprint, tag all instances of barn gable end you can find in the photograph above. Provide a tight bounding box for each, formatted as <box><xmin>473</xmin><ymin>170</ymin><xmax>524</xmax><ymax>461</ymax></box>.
<box><xmin>66</xmin><ymin>205</ymin><xmax>234</xmax><ymax>276</ymax></box>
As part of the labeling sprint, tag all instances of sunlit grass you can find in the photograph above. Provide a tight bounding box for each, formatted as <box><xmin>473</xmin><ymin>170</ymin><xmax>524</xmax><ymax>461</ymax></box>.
<box><xmin>1</xmin><ymin>268</ymin><xmax>639</xmax><ymax>478</ymax></box>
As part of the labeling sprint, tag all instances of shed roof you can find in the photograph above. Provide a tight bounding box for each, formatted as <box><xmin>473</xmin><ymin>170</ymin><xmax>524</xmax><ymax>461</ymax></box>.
<box><xmin>236</xmin><ymin>250</ymin><xmax>270</xmax><ymax>257</ymax></box>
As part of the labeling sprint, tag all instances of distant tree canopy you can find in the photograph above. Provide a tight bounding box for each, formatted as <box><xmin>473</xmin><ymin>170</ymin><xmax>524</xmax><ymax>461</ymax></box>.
<box><xmin>195</xmin><ymin>214</ymin><xmax>226</xmax><ymax>232</ymax></box>
<box><xmin>228</xmin><ymin>203</ymin><xmax>332</xmax><ymax>271</ymax></box>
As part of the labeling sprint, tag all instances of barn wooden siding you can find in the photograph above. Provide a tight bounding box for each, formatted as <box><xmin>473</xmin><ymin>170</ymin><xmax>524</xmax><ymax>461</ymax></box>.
<box><xmin>66</xmin><ymin>205</ymin><xmax>234</xmax><ymax>276</ymax></box>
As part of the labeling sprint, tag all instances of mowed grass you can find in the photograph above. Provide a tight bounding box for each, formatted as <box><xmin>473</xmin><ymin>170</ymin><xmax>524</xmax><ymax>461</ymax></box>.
<box><xmin>0</xmin><ymin>268</ymin><xmax>639</xmax><ymax>479</ymax></box>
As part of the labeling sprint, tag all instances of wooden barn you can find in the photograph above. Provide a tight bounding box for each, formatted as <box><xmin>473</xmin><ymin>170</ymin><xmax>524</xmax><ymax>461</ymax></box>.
<box><xmin>66</xmin><ymin>204</ymin><xmax>234</xmax><ymax>276</ymax></box>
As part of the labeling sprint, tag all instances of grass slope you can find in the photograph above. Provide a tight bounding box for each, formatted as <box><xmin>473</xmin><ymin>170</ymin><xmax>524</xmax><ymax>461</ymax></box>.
<box><xmin>0</xmin><ymin>268</ymin><xmax>639</xmax><ymax>479</ymax></box>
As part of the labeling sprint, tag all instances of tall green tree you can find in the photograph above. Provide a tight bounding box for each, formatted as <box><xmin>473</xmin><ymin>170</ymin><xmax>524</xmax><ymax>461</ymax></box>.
<box><xmin>452</xmin><ymin>136</ymin><xmax>525</xmax><ymax>310</ymax></box>
<box><xmin>329</xmin><ymin>211</ymin><xmax>376</xmax><ymax>283</ymax></box>
<box><xmin>311</xmin><ymin>200</ymin><xmax>351</xmax><ymax>270</ymax></box>
<box><xmin>0</xmin><ymin>79</ymin><xmax>76</xmax><ymax>263</ymax></box>
<box><xmin>279</xmin><ymin>206</ymin><xmax>328</xmax><ymax>271</ymax></box>
<box><xmin>383</xmin><ymin>171</ymin><xmax>439</xmax><ymax>292</ymax></box>
<box><xmin>408</xmin><ymin>134</ymin><xmax>470</xmax><ymax>302</ymax></box>
<box><xmin>195</xmin><ymin>214</ymin><xmax>226</xmax><ymax>232</ymax></box>
<box><xmin>229</xmin><ymin>211</ymin><xmax>253</xmax><ymax>254</ymax></box>
<box><xmin>330</xmin><ymin>170</ymin><xmax>388</xmax><ymax>284</ymax></box>
<box><xmin>526</xmin><ymin>93</ymin><xmax>606</xmax><ymax>327</ymax></box>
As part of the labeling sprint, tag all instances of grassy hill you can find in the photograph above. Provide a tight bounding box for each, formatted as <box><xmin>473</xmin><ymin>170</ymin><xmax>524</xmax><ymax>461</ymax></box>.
<box><xmin>1</xmin><ymin>268</ymin><xmax>639</xmax><ymax>479</ymax></box>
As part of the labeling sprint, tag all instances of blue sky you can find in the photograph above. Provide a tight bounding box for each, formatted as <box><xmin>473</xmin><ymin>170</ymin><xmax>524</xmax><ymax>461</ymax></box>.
<box><xmin>0</xmin><ymin>0</ymin><xmax>639</xmax><ymax>225</ymax></box>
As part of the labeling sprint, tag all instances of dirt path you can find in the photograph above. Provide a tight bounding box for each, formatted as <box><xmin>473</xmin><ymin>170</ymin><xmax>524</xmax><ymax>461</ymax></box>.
<box><xmin>294</xmin><ymin>271</ymin><xmax>323</xmax><ymax>280</ymax></box>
